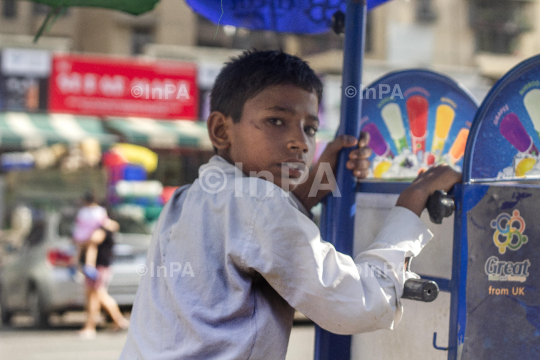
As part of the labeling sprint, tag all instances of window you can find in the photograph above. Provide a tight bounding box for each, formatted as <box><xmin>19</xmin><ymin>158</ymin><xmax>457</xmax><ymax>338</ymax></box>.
<box><xmin>196</xmin><ymin>15</ymin><xmax>223</xmax><ymax>47</ymax></box>
<box><xmin>33</xmin><ymin>4</ymin><xmax>70</xmax><ymax>16</ymax></box>
<box><xmin>2</xmin><ymin>0</ymin><xmax>17</xmax><ymax>19</ymax></box>
<box><xmin>58</xmin><ymin>213</ymin><xmax>75</xmax><ymax>238</ymax></box>
<box><xmin>366</xmin><ymin>11</ymin><xmax>374</xmax><ymax>54</ymax></box>
<box><xmin>470</xmin><ymin>0</ymin><xmax>533</xmax><ymax>54</ymax></box>
<box><xmin>297</xmin><ymin>11</ymin><xmax>374</xmax><ymax>56</ymax></box>
<box><xmin>25</xmin><ymin>210</ymin><xmax>46</xmax><ymax>246</ymax></box>
<box><xmin>131</xmin><ymin>27</ymin><xmax>155</xmax><ymax>55</ymax></box>
<box><xmin>33</xmin><ymin>3</ymin><xmax>50</xmax><ymax>15</ymax></box>
<box><xmin>416</xmin><ymin>0</ymin><xmax>437</xmax><ymax>23</ymax></box>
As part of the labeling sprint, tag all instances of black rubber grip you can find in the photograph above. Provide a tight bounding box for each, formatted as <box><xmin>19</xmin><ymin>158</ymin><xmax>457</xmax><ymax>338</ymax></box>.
<box><xmin>426</xmin><ymin>190</ymin><xmax>455</xmax><ymax>224</ymax></box>
<box><xmin>402</xmin><ymin>278</ymin><xmax>439</xmax><ymax>302</ymax></box>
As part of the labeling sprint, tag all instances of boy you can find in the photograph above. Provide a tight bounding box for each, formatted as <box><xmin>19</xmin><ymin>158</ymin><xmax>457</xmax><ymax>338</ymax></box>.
<box><xmin>120</xmin><ymin>50</ymin><xmax>461</xmax><ymax>359</ymax></box>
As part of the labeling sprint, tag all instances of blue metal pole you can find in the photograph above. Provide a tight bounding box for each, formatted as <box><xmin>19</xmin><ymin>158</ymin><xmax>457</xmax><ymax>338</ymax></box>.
<box><xmin>314</xmin><ymin>1</ymin><xmax>367</xmax><ymax>360</ymax></box>
<box><xmin>447</xmin><ymin>183</ymin><xmax>467</xmax><ymax>360</ymax></box>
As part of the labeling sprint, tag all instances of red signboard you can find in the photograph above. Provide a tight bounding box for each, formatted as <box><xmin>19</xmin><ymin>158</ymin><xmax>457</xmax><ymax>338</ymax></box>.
<box><xmin>49</xmin><ymin>54</ymin><xmax>198</xmax><ymax>120</ymax></box>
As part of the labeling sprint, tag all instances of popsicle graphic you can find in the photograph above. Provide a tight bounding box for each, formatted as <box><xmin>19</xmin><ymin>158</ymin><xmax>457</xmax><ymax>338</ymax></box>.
<box><xmin>524</xmin><ymin>89</ymin><xmax>540</xmax><ymax>138</ymax></box>
<box><xmin>431</xmin><ymin>104</ymin><xmax>456</xmax><ymax>157</ymax></box>
<box><xmin>406</xmin><ymin>95</ymin><xmax>429</xmax><ymax>160</ymax></box>
<box><xmin>500</xmin><ymin>112</ymin><xmax>539</xmax><ymax>155</ymax></box>
<box><xmin>363</xmin><ymin>122</ymin><xmax>394</xmax><ymax>159</ymax></box>
<box><xmin>381</xmin><ymin>103</ymin><xmax>408</xmax><ymax>153</ymax></box>
<box><xmin>448</xmin><ymin>128</ymin><xmax>469</xmax><ymax>164</ymax></box>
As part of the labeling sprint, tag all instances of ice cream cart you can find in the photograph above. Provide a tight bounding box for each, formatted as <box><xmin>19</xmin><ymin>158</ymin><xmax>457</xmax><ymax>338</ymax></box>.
<box><xmin>447</xmin><ymin>53</ymin><xmax>540</xmax><ymax>360</ymax></box>
<box><xmin>316</xmin><ymin>56</ymin><xmax>540</xmax><ymax>360</ymax></box>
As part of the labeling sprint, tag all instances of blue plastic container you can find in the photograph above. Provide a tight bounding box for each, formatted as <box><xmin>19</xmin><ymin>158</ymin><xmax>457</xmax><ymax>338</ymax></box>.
<box><xmin>123</xmin><ymin>164</ymin><xmax>147</xmax><ymax>181</ymax></box>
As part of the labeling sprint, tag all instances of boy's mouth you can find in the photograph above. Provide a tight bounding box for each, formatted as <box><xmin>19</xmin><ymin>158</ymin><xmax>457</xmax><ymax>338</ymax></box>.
<box><xmin>280</xmin><ymin>161</ymin><xmax>308</xmax><ymax>179</ymax></box>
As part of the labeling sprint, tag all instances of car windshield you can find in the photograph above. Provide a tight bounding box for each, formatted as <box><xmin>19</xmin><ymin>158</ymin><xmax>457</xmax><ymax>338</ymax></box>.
<box><xmin>59</xmin><ymin>209</ymin><xmax>151</xmax><ymax>236</ymax></box>
<box><xmin>115</xmin><ymin>216</ymin><xmax>151</xmax><ymax>235</ymax></box>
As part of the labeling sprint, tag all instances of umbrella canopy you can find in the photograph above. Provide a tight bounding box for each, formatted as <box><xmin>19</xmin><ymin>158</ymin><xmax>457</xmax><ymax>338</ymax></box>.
<box><xmin>186</xmin><ymin>0</ymin><xmax>391</xmax><ymax>33</ymax></box>
<box><xmin>26</xmin><ymin>0</ymin><xmax>392</xmax><ymax>38</ymax></box>
<box><xmin>109</xmin><ymin>143</ymin><xmax>159</xmax><ymax>173</ymax></box>
<box><xmin>23</xmin><ymin>0</ymin><xmax>160</xmax><ymax>40</ymax></box>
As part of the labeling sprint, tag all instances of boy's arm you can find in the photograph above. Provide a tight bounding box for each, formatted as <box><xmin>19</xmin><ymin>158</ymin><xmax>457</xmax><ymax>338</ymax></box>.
<box><xmin>245</xmin><ymin>194</ymin><xmax>432</xmax><ymax>334</ymax></box>
<box><xmin>246</xmin><ymin>167</ymin><xmax>461</xmax><ymax>335</ymax></box>
<box><xmin>292</xmin><ymin>132</ymin><xmax>371</xmax><ymax>211</ymax></box>
<box><xmin>395</xmin><ymin>165</ymin><xmax>462</xmax><ymax>216</ymax></box>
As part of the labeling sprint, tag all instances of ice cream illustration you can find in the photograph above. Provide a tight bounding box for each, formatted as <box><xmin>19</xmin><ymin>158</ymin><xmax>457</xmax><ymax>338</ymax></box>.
<box><xmin>431</xmin><ymin>104</ymin><xmax>455</xmax><ymax>157</ymax></box>
<box><xmin>500</xmin><ymin>112</ymin><xmax>539</xmax><ymax>155</ymax></box>
<box><xmin>515</xmin><ymin>158</ymin><xmax>537</xmax><ymax>177</ymax></box>
<box><xmin>363</xmin><ymin>122</ymin><xmax>394</xmax><ymax>159</ymax></box>
<box><xmin>524</xmin><ymin>89</ymin><xmax>540</xmax><ymax>138</ymax></box>
<box><xmin>448</xmin><ymin>128</ymin><xmax>469</xmax><ymax>164</ymax></box>
<box><xmin>374</xmin><ymin>160</ymin><xmax>392</xmax><ymax>178</ymax></box>
<box><xmin>381</xmin><ymin>103</ymin><xmax>408</xmax><ymax>153</ymax></box>
<box><xmin>406</xmin><ymin>95</ymin><xmax>429</xmax><ymax>161</ymax></box>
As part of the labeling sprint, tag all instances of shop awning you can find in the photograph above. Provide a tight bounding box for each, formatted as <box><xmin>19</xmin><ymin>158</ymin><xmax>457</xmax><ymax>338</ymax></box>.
<box><xmin>0</xmin><ymin>112</ymin><xmax>118</xmax><ymax>149</ymax></box>
<box><xmin>105</xmin><ymin>117</ymin><xmax>213</xmax><ymax>150</ymax></box>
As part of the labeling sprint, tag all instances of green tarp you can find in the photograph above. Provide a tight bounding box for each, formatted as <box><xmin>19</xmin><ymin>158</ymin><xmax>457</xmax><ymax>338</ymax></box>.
<box><xmin>106</xmin><ymin>117</ymin><xmax>213</xmax><ymax>150</ymax></box>
<box><xmin>0</xmin><ymin>112</ymin><xmax>118</xmax><ymax>149</ymax></box>
<box><xmin>21</xmin><ymin>0</ymin><xmax>161</xmax><ymax>40</ymax></box>
<box><xmin>20</xmin><ymin>0</ymin><xmax>160</xmax><ymax>15</ymax></box>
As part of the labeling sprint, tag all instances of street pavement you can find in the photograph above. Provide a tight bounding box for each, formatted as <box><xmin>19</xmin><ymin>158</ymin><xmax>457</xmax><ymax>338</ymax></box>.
<box><xmin>0</xmin><ymin>313</ymin><xmax>315</xmax><ymax>360</ymax></box>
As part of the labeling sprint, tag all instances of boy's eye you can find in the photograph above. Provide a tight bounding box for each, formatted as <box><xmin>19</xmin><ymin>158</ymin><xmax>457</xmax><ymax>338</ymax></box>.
<box><xmin>305</xmin><ymin>126</ymin><xmax>318</xmax><ymax>136</ymax></box>
<box><xmin>268</xmin><ymin>118</ymin><xmax>284</xmax><ymax>126</ymax></box>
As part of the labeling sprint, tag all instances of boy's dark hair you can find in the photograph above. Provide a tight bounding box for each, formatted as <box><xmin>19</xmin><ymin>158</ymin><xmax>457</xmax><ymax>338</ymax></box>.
<box><xmin>210</xmin><ymin>50</ymin><xmax>323</xmax><ymax>123</ymax></box>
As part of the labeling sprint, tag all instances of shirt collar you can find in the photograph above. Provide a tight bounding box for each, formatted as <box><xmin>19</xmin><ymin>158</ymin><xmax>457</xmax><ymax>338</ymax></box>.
<box><xmin>199</xmin><ymin>155</ymin><xmax>246</xmax><ymax>179</ymax></box>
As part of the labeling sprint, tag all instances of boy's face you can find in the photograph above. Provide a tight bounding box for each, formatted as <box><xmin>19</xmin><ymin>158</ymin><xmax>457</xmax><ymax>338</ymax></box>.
<box><xmin>226</xmin><ymin>84</ymin><xmax>319</xmax><ymax>191</ymax></box>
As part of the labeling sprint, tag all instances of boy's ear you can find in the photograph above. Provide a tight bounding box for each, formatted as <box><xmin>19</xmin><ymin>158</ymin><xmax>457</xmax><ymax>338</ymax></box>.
<box><xmin>207</xmin><ymin>111</ymin><xmax>233</xmax><ymax>150</ymax></box>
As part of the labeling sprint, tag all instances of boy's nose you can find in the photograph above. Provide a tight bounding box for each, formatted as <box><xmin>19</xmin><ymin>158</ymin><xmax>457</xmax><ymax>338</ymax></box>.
<box><xmin>287</xmin><ymin>128</ymin><xmax>309</xmax><ymax>153</ymax></box>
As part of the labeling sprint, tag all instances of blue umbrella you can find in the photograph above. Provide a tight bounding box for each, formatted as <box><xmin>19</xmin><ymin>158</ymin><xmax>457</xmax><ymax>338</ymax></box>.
<box><xmin>186</xmin><ymin>1</ymin><xmax>394</xmax><ymax>360</ymax></box>
<box><xmin>186</xmin><ymin>0</ymin><xmax>390</xmax><ymax>33</ymax></box>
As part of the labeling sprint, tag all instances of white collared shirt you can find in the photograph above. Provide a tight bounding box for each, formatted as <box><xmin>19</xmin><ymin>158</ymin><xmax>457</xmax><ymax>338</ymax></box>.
<box><xmin>120</xmin><ymin>155</ymin><xmax>433</xmax><ymax>360</ymax></box>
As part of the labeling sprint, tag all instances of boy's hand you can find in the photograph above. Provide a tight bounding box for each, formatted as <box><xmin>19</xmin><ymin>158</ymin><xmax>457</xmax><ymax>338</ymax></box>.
<box><xmin>318</xmin><ymin>132</ymin><xmax>372</xmax><ymax>180</ymax></box>
<box><xmin>396</xmin><ymin>165</ymin><xmax>462</xmax><ymax>217</ymax></box>
<box><xmin>292</xmin><ymin>132</ymin><xmax>372</xmax><ymax>210</ymax></box>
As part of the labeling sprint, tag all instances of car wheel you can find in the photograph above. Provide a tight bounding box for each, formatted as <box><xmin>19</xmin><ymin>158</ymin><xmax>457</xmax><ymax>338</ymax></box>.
<box><xmin>27</xmin><ymin>289</ymin><xmax>49</xmax><ymax>329</ymax></box>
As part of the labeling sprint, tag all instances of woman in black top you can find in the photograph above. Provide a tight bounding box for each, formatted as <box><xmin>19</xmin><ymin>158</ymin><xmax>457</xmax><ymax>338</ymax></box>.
<box><xmin>93</xmin><ymin>227</ymin><xmax>114</xmax><ymax>267</ymax></box>
<box><xmin>79</xmin><ymin>218</ymin><xmax>129</xmax><ymax>339</ymax></box>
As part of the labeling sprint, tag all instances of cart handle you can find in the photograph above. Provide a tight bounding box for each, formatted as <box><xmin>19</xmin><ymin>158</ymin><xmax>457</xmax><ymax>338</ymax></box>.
<box><xmin>402</xmin><ymin>278</ymin><xmax>439</xmax><ymax>302</ymax></box>
<box><xmin>426</xmin><ymin>190</ymin><xmax>455</xmax><ymax>224</ymax></box>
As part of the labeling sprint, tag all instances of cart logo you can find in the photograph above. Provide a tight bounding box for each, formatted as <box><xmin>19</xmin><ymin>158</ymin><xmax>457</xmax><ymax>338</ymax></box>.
<box><xmin>490</xmin><ymin>210</ymin><xmax>528</xmax><ymax>254</ymax></box>
<box><xmin>484</xmin><ymin>256</ymin><xmax>530</xmax><ymax>282</ymax></box>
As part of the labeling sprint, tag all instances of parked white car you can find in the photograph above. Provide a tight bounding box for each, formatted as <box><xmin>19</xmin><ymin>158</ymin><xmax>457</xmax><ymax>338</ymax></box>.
<box><xmin>0</xmin><ymin>207</ymin><xmax>151</xmax><ymax>328</ymax></box>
